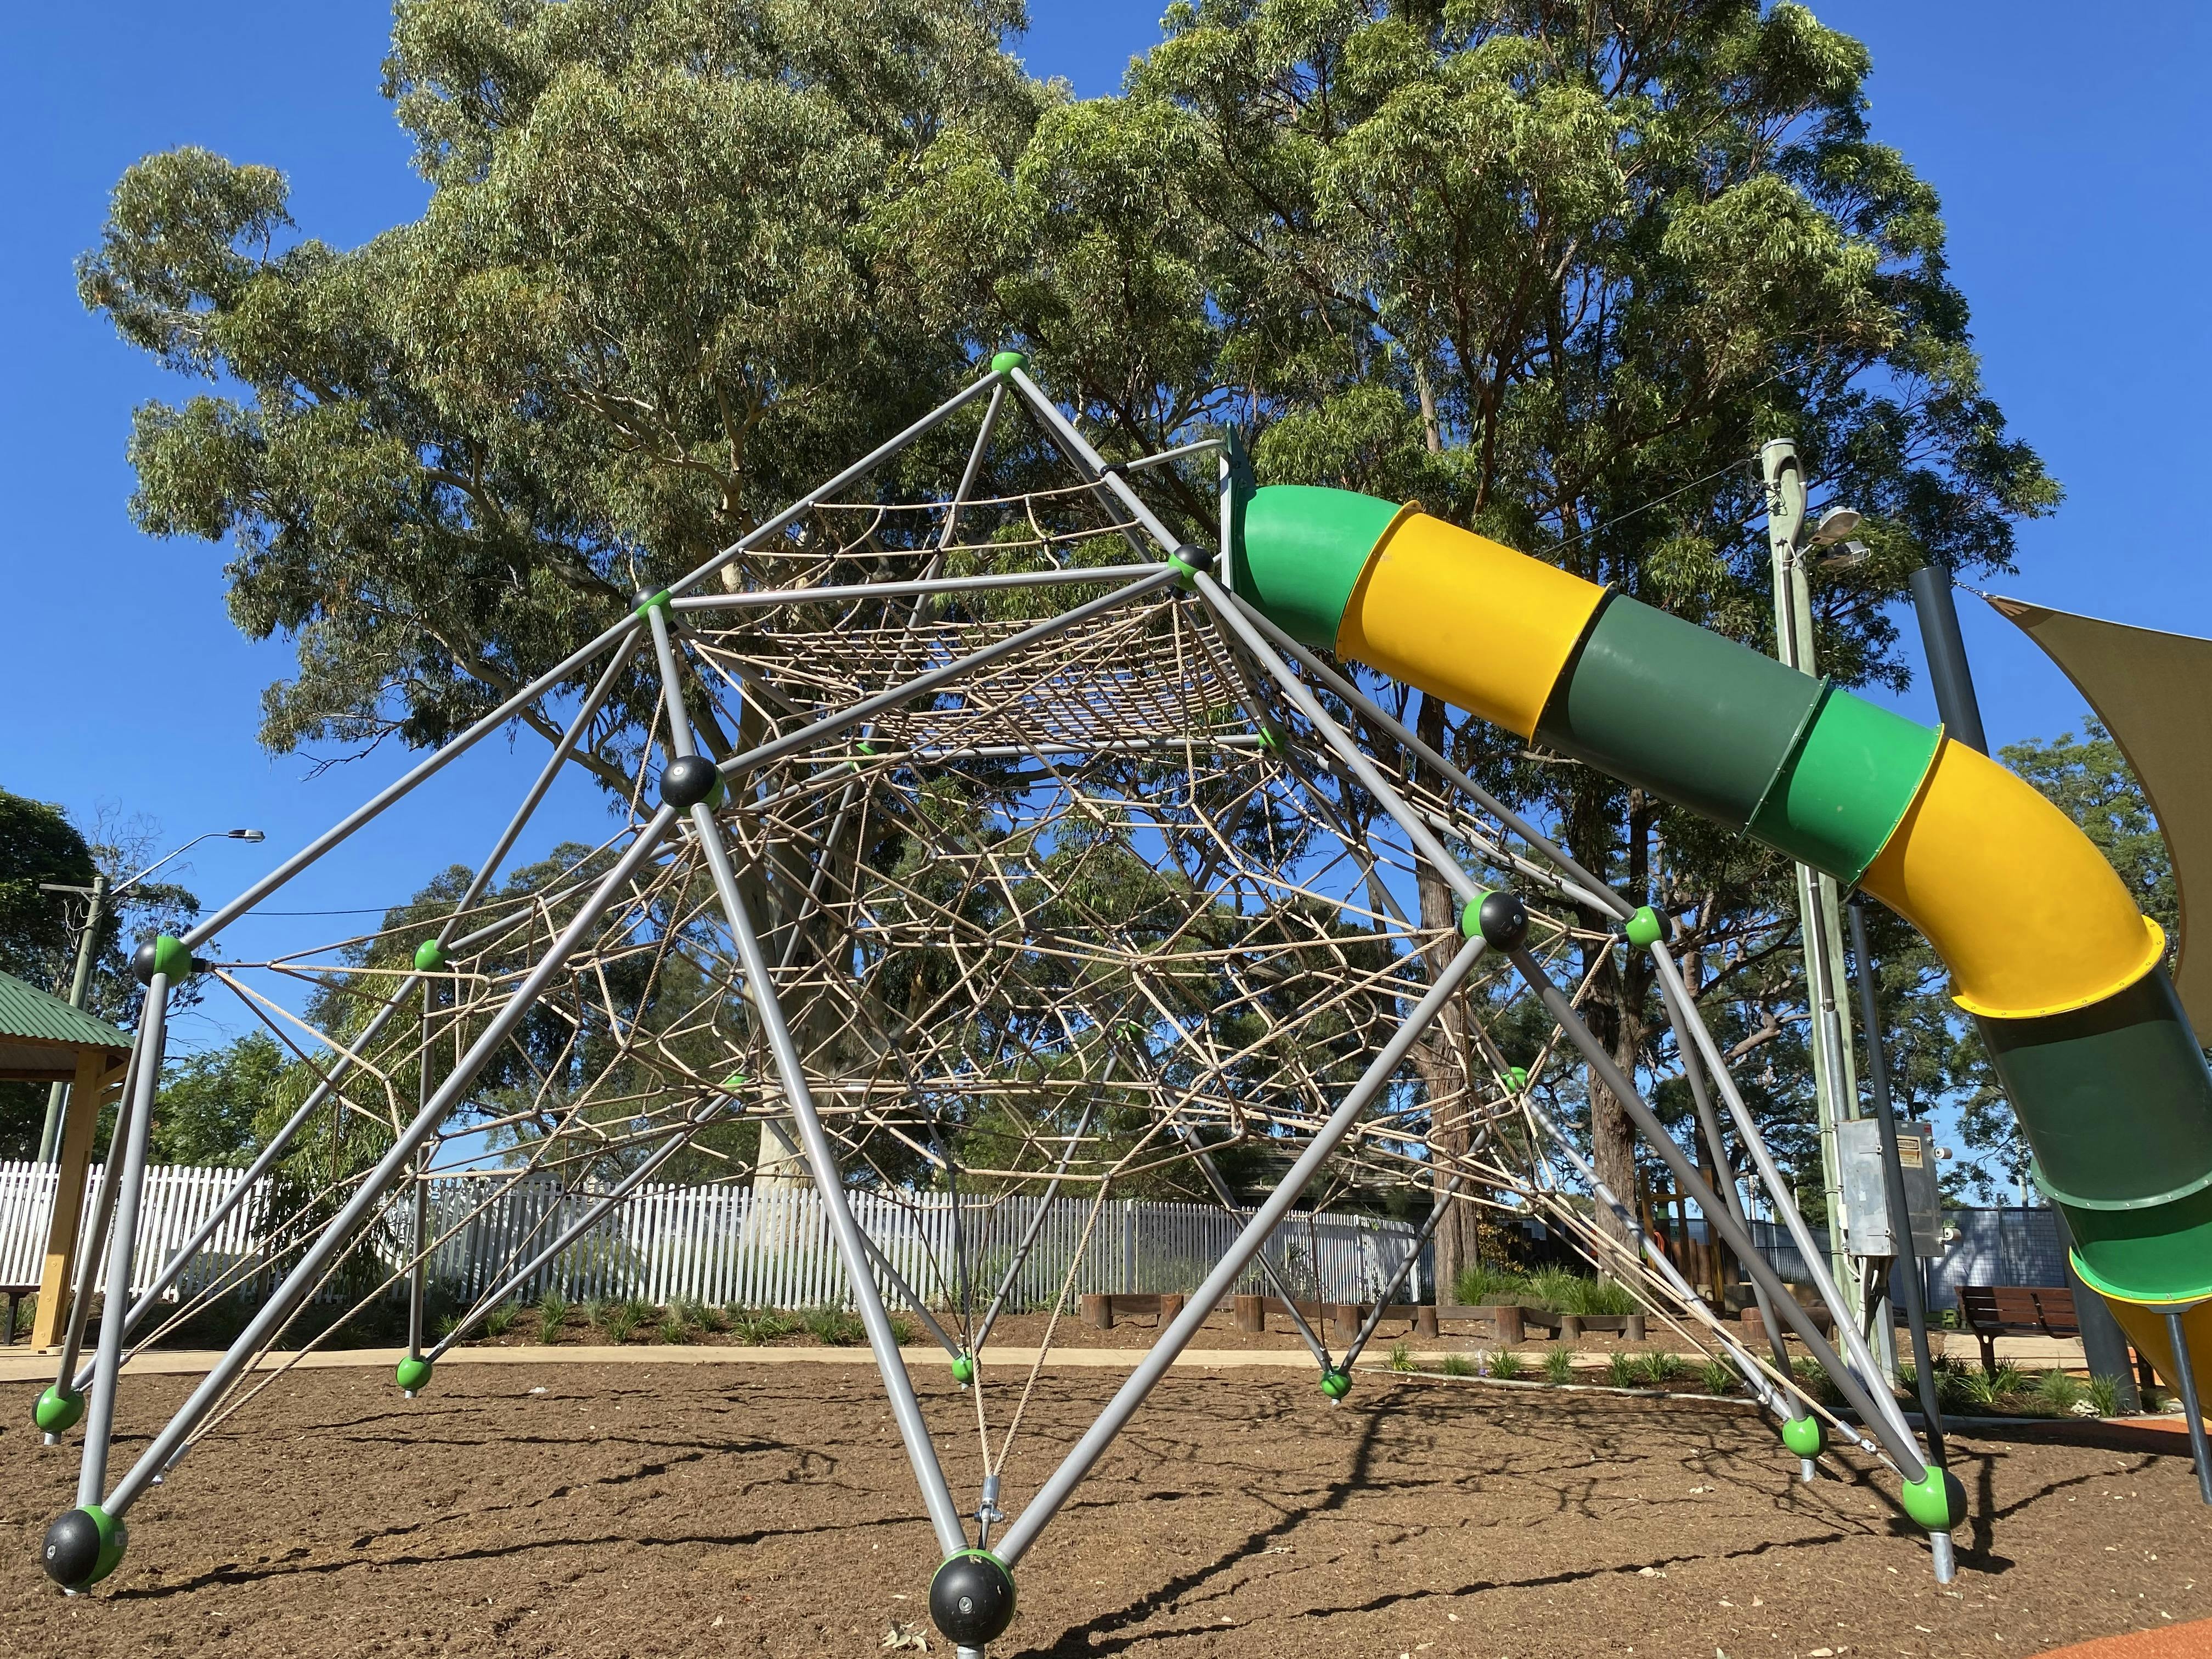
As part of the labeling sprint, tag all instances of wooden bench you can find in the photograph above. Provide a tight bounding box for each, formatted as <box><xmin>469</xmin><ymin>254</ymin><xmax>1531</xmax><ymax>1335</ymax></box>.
<box><xmin>1957</xmin><ymin>1285</ymin><xmax>2079</xmax><ymax>1374</ymax></box>
<box><xmin>1080</xmin><ymin>1292</ymin><xmax>1189</xmax><ymax>1332</ymax></box>
<box><xmin>2</xmin><ymin>1283</ymin><xmax>36</xmax><ymax>1346</ymax></box>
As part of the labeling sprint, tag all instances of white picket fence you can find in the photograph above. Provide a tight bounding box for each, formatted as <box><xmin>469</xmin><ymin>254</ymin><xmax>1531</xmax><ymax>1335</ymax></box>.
<box><xmin>0</xmin><ymin>1161</ymin><xmax>1420</xmax><ymax>1313</ymax></box>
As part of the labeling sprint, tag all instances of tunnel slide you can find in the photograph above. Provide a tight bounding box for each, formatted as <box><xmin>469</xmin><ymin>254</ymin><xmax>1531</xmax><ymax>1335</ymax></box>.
<box><xmin>1230</xmin><ymin>486</ymin><xmax>2212</xmax><ymax>1381</ymax></box>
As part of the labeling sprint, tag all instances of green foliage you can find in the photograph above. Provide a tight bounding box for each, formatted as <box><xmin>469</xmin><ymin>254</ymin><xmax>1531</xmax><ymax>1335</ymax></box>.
<box><xmin>2086</xmin><ymin>1374</ymin><xmax>2122</xmax><ymax>1418</ymax></box>
<box><xmin>1452</xmin><ymin>1263</ymin><xmax>1528</xmax><ymax>1306</ymax></box>
<box><xmin>1792</xmin><ymin>1355</ymin><xmax>1845</xmax><ymax>1408</ymax></box>
<box><xmin>1387</xmin><ymin>1339</ymin><xmax>1414</xmax><ymax>1372</ymax></box>
<box><xmin>601</xmin><ymin>1301</ymin><xmax>642</xmax><ymax>1344</ymax></box>
<box><xmin>1606</xmin><ymin>1351</ymin><xmax>1639</xmax><ymax>1389</ymax></box>
<box><xmin>1489</xmin><ymin>1348</ymin><xmax>1525</xmax><ymax>1380</ymax></box>
<box><xmin>1697</xmin><ymin>1357</ymin><xmax>1735</xmax><ymax>1396</ymax></box>
<box><xmin>535</xmin><ymin>1291</ymin><xmax>569</xmax><ymax>1345</ymax></box>
<box><xmin>659</xmin><ymin>1310</ymin><xmax>693</xmax><ymax>1345</ymax></box>
<box><xmin>1960</xmin><ymin>1361</ymin><xmax>2029</xmax><ymax>1411</ymax></box>
<box><xmin>2033</xmin><ymin>1369</ymin><xmax>2084</xmax><ymax>1415</ymax></box>
<box><xmin>1440</xmin><ymin>1352</ymin><xmax>1476</xmax><ymax>1378</ymax></box>
<box><xmin>153</xmin><ymin>1032</ymin><xmax>289</xmax><ymax>1166</ymax></box>
<box><xmin>483</xmin><ymin>1301</ymin><xmax>518</xmax><ymax>1339</ymax></box>
<box><xmin>1637</xmin><ymin>1351</ymin><xmax>1684</xmax><ymax>1386</ymax></box>
<box><xmin>802</xmin><ymin>1306</ymin><xmax>868</xmax><ymax>1346</ymax></box>
<box><xmin>725</xmin><ymin>1306</ymin><xmax>802</xmax><ymax>1344</ymax></box>
<box><xmin>0</xmin><ymin>789</ymin><xmax>97</xmax><ymax>981</ymax></box>
<box><xmin>1542</xmin><ymin>1345</ymin><xmax>1575</xmax><ymax>1384</ymax></box>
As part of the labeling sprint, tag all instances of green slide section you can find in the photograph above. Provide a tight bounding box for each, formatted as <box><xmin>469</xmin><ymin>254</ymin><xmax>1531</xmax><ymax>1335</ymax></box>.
<box><xmin>1979</xmin><ymin>967</ymin><xmax>2212</xmax><ymax>1304</ymax></box>
<box><xmin>1748</xmin><ymin>686</ymin><xmax>1943</xmax><ymax>884</ymax></box>
<box><xmin>1231</xmin><ymin>486</ymin><xmax>1403</xmax><ymax>647</ymax></box>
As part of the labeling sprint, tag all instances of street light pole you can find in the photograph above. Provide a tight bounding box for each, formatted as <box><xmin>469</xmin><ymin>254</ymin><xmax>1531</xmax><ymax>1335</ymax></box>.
<box><xmin>35</xmin><ymin>829</ymin><xmax>266</xmax><ymax>1163</ymax></box>
<box><xmin>1759</xmin><ymin>438</ymin><xmax>1867</xmax><ymax>1346</ymax></box>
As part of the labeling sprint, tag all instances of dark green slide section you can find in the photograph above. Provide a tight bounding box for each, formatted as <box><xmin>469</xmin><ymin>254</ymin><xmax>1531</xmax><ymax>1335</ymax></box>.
<box><xmin>1980</xmin><ymin>965</ymin><xmax>2212</xmax><ymax>1302</ymax></box>
<box><xmin>1229</xmin><ymin>486</ymin><xmax>1401</xmax><ymax>647</ymax></box>
<box><xmin>1748</xmin><ymin>687</ymin><xmax>1942</xmax><ymax>884</ymax></box>
<box><xmin>1536</xmin><ymin>594</ymin><xmax>1822</xmax><ymax>829</ymax></box>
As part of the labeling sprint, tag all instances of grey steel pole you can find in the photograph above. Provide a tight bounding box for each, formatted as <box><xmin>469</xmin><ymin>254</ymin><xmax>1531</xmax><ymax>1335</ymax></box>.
<box><xmin>101</xmin><ymin>810</ymin><xmax>680</xmax><ymax>1520</ymax></box>
<box><xmin>1339</xmin><ymin>1174</ymin><xmax>1463</xmax><ymax>1368</ymax></box>
<box><xmin>685</xmin><ymin>802</ymin><xmax>969</xmax><ymax>1557</ymax></box>
<box><xmin>992</xmin><ymin>935</ymin><xmax>1489</xmax><ymax>1568</ymax></box>
<box><xmin>2167</xmin><ymin>1308</ymin><xmax>2212</xmax><ymax>1506</ymax></box>
<box><xmin>1173</xmin><ymin>1121</ymin><xmax>1334</xmax><ymax>1371</ymax></box>
<box><xmin>403</xmin><ymin>979</ymin><xmax>437</xmax><ymax>1384</ymax></box>
<box><xmin>51</xmin><ymin>1039</ymin><xmax>143</xmax><ymax>1416</ymax></box>
<box><xmin>38</xmin><ymin>872</ymin><xmax>108</xmax><ymax>1163</ymax></box>
<box><xmin>76</xmin><ymin>980</ymin><xmax>168</xmax><ymax>1506</ymax></box>
<box><xmin>1908</xmin><ymin>567</ymin><xmax>1989</xmax><ymax>753</ymax></box>
<box><xmin>1651</xmin><ymin>971</ymin><xmax>1818</xmax><ymax>1469</ymax></box>
<box><xmin>1846</xmin><ymin>895</ymin><xmax>1949</xmax><ymax>1464</ymax></box>
<box><xmin>1505</xmin><ymin>944</ymin><xmax>1930</xmax><ymax>1480</ymax></box>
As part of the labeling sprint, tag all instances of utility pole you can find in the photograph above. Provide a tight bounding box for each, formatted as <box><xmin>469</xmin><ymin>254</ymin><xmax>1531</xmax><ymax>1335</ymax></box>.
<box><xmin>36</xmin><ymin>873</ymin><xmax>108</xmax><ymax>1164</ymax></box>
<box><xmin>1760</xmin><ymin>439</ymin><xmax>1868</xmax><ymax>1344</ymax></box>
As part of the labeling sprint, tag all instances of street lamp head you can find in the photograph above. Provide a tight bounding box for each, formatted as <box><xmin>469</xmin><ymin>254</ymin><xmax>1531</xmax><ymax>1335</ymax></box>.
<box><xmin>1808</xmin><ymin>506</ymin><xmax>1863</xmax><ymax>546</ymax></box>
<box><xmin>227</xmin><ymin>829</ymin><xmax>267</xmax><ymax>842</ymax></box>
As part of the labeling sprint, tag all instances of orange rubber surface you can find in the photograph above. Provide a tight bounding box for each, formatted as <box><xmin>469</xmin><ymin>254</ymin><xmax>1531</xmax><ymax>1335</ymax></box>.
<box><xmin>2038</xmin><ymin>1618</ymin><xmax>2212</xmax><ymax>1657</ymax></box>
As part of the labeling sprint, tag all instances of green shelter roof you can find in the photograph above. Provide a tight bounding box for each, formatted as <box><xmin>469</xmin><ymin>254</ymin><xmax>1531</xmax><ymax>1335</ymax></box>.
<box><xmin>0</xmin><ymin>970</ymin><xmax>132</xmax><ymax>1059</ymax></box>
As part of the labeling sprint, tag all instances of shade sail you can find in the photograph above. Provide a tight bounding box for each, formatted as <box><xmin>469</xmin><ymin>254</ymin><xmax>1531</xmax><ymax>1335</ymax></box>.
<box><xmin>1987</xmin><ymin>594</ymin><xmax>2212</xmax><ymax>1035</ymax></box>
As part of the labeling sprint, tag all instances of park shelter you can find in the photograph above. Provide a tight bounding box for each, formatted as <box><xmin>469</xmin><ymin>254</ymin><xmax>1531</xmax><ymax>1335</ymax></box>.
<box><xmin>0</xmin><ymin>970</ymin><xmax>132</xmax><ymax>1347</ymax></box>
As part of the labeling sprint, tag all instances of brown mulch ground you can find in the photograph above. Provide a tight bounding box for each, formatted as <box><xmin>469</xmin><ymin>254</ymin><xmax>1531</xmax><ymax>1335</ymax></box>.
<box><xmin>3</xmin><ymin>1363</ymin><xmax>2204</xmax><ymax>1657</ymax></box>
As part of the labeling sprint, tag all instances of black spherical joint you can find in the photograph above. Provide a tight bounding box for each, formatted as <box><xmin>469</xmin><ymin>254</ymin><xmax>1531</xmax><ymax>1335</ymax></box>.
<box><xmin>1475</xmin><ymin>890</ymin><xmax>1529</xmax><ymax>951</ymax></box>
<box><xmin>130</xmin><ymin>943</ymin><xmax>160</xmax><ymax>985</ymax></box>
<box><xmin>930</xmin><ymin>1549</ymin><xmax>1017</xmax><ymax>1647</ymax></box>
<box><xmin>42</xmin><ymin>1507</ymin><xmax>121</xmax><ymax>1590</ymax></box>
<box><xmin>659</xmin><ymin>755</ymin><xmax>725</xmax><ymax>812</ymax></box>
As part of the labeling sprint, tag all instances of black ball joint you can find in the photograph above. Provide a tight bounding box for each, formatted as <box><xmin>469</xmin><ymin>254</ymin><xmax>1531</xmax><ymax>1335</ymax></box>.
<box><xmin>41</xmin><ymin>1507</ymin><xmax>120</xmax><ymax>1590</ymax></box>
<box><xmin>930</xmin><ymin>1550</ymin><xmax>1017</xmax><ymax>1647</ymax></box>
<box><xmin>1474</xmin><ymin>890</ymin><xmax>1529</xmax><ymax>951</ymax></box>
<box><xmin>659</xmin><ymin>754</ymin><xmax>725</xmax><ymax>812</ymax></box>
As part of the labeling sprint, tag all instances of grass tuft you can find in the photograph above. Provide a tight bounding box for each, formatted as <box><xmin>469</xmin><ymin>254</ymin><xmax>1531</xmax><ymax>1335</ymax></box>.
<box><xmin>1698</xmin><ymin>1358</ymin><xmax>1735</xmax><ymax>1395</ymax></box>
<box><xmin>536</xmin><ymin>1292</ymin><xmax>569</xmax><ymax>1345</ymax></box>
<box><xmin>1388</xmin><ymin>1339</ymin><xmax>1415</xmax><ymax>1373</ymax></box>
<box><xmin>1543</xmin><ymin>1345</ymin><xmax>1575</xmax><ymax>1385</ymax></box>
<box><xmin>1491</xmin><ymin>1348</ymin><xmax>1526</xmax><ymax>1381</ymax></box>
<box><xmin>1440</xmin><ymin>1353</ymin><xmax>1476</xmax><ymax>1378</ymax></box>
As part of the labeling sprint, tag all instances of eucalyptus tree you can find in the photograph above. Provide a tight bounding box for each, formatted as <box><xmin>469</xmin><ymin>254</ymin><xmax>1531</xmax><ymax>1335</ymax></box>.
<box><xmin>882</xmin><ymin>0</ymin><xmax>2058</xmax><ymax>1277</ymax></box>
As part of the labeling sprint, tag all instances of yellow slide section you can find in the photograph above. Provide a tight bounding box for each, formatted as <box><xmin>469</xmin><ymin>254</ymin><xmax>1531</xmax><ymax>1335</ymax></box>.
<box><xmin>1860</xmin><ymin>737</ymin><xmax>2167</xmax><ymax>1019</ymax></box>
<box><xmin>1335</xmin><ymin>511</ymin><xmax>1607</xmax><ymax>739</ymax></box>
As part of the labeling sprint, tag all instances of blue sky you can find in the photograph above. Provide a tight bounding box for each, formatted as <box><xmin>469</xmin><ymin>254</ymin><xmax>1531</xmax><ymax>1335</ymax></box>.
<box><xmin>0</xmin><ymin>3</ymin><xmax>2204</xmax><ymax>1057</ymax></box>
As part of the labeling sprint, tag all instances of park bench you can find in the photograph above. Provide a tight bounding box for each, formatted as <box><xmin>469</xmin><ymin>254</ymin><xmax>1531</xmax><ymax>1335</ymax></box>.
<box><xmin>1956</xmin><ymin>1285</ymin><xmax>2078</xmax><ymax>1374</ymax></box>
<box><xmin>2</xmin><ymin>1282</ymin><xmax>36</xmax><ymax>1345</ymax></box>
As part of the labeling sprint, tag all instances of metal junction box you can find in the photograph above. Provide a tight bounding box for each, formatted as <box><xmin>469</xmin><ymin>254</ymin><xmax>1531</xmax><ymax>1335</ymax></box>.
<box><xmin>1838</xmin><ymin>1117</ymin><xmax>1941</xmax><ymax>1257</ymax></box>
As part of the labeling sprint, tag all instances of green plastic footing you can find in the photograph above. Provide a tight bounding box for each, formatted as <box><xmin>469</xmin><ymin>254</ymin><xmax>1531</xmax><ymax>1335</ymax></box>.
<box><xmin>1624</xmin><ymin>906</ymin><xmax>1664</xmax><ymax>949</ymax></box>
<box><xmin>413</xmin><ymin>939</ymin><xmax>448</xmax><ymax>973</ymax></box>
<box><xmin>950</xmin><ymin>1353</ymin><xmax>975</xmax><ymax>1386</ymax></box>
<box><xmin>1780</xmin><ymin>1412</ymin><xmax>1823</xmax><ymax>1457</ymax></box>
<box><xmin>395</xmin><ymin>1356</ymin><xmax>434</xmax><ymax>1393</ymax></box>
<box><xmin>990</xmin><ymin>349</ymin><xmax>1027</xmax><ymax>375</ymax></box>
<box><xmin>34</xmin><ymin>1385</ymin><xmax>84</xmax><ymax>1435</ymax></box>
<box><xmin>1899</xmin><ymin>1464</ymin><xmax>1967</xmax><ymax>1531</ymax></box>
<box><xmin>1504</xmin><ymin>1065</ymin><xmax>1528</xmax><ymax>1091</ymax></box>
<box><xmin>1319</xmin><ymin>1367</ymin><xmax>1352</xmax><ymax>1400</ymax></box>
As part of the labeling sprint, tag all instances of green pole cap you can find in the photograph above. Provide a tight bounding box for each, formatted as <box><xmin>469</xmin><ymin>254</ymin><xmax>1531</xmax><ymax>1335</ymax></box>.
<box><xmin>950</xmin><ymin>1352</ymin><xmax>975</xmax><ymax>1386</ymax></box>
<box><xmin>34</xmin><ymin>1385</ymin><xmax>84</xmax><ymax>1435</ymax></box>
<box><xmin>132</xmin><ymin>933</ymin><xmax>197</xmax><ymax>985</ymax></box>
<box><xmin>1624</xmin><ymin>906</ymin><xmax>1667</xmax><ymax>950</ymax></box>
<box><xmin>1319</xmin><ymin>1366</ymin><xmax>1352</xmax><ymax>1400</ymax></box>
<box><xmin>1505</xmin><ymin>1066</ymin><xmax>1529</xmax><ymax>1092</ymax></box>
<box><xmin>1780</xmin><ymin>1411</ymin><xmax>1824</xmax><ymax>1457</ymax></box>
<box><xmin>633</xmin><ymin>589</ymin><xmax>672</xmax><ymax>617</ymax></box>
<box><xmin>1899</xmin><ymin>1464</ymin><xmax>1967</xmax><ymax>1532</ymax></box>
<box><xmin>990</xmin><ymin>349</ymin><xmax>1028</xmax><ymax>375</ymax></box>
<box><xmin>720</xmin><ymin>1071</ymin><xmax>747</xmax><ymax>1093</ymax></box>
<box><xmin>395</xmin><ymin>1355</ymin><xmax>435</xmax><ymax>1393</ymax></box>
<box><xmin>413</xmin><ymin>939</ymin><xmax>448</xmax><ymax>974</ymax></box>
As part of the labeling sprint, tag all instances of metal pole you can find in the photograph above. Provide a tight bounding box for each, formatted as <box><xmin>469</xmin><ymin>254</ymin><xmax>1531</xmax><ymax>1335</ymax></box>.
<box><xmin>1340</xmin><ymin>1174</ymin><xmax>1463</xmax><ymax>1368</ymax></box>
<box><xmin>992</xmin><ymin>935</ymin><xmax>1489</xmax><ymax>1568</ymax></box>
<box><xmin>972</xmin><ymin>1097</ymin><xmax>1097</xmax><ymax>1352</ymax></box>
<box><xmin>51</xmin><ymin>1040</ymin><xmax>143</xmax><ymax>1414</ymax></box>
<box><xmin>1507</xmin><ymin>944</ymin><xmax>1929</xmax><ymax>1479</ymax></box>
<box><xmin>2166</xmin><ymin>1308</ymin><xmax>2212</xmax><ymax>1506</ymax></box>
<box><xmin>38</xmin><ymin>873</ymin><xmax>107</xmax><ymax>1163</ymax></box>
<box><xmin>76</xmin><ymin>980</ymin><xmax>168</xmax><ymax>1506</ymax></box>
<box><xmin>1173</xmin><ymin>1121</ymin><xmax>1334</xmax><ymax>1370</ymax></box>
<box><xmin>1847</xmin><ymin>895</ymin><xmax>1949</xmax><ymax>1466</ymax></box>
<box><xmin>101</xmin><ymin>811</ymin><xmax>680</xmax><ymax>1520</ymax></box>
<box><xmin>686</xmin><ymin>803</ymin><xmax>969</xmax><ymax>1556</ymax></box>
<box><xmin>403</xmin><ymin>979</ymin><xmax>436</xmax><ymax>1385</ymax></box>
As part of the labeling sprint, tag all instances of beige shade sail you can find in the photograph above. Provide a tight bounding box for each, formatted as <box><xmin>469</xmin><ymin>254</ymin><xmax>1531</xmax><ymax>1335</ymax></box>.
<box><xmin>1986</xmin><ymin>593</ymin><xmax>2212</xmax><ymax>1034</ymax></box>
